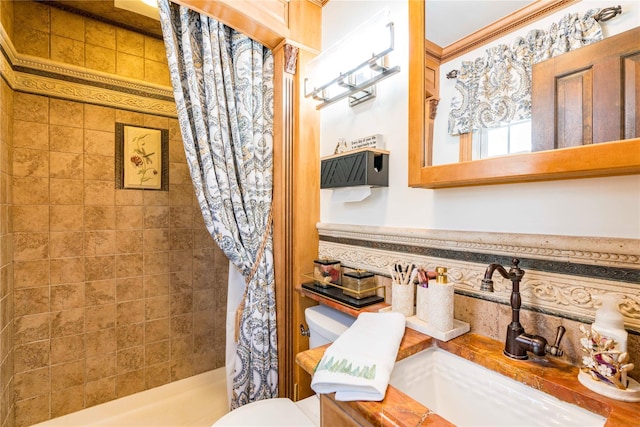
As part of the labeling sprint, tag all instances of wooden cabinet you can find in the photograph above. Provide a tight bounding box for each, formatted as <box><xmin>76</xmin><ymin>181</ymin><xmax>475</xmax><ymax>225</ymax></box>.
<box><xmin>320</xmin><ymin>395</ymin><xmax>372</xmax><ymax>427</ymax></box>
<box><xmin>532</xmin><ymin>27</ymin><xmax>640</xmax><ymax>151</ymax></box>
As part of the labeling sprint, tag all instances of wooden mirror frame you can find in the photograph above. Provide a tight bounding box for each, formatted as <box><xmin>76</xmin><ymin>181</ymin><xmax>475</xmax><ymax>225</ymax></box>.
<box><xmin>408</xmin><ymin>0</ymin><xmax>640</xmax><ymax>189</ymax></box>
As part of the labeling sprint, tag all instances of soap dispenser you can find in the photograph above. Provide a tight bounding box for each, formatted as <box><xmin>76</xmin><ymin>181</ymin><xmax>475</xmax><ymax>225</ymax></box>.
<box><xmin>592</xmin><ymin>293</ymin><xmax>627</xmax><ymax>352</ymax></box>
<box><xmin>427</xmin><ymin>267</ymin><xmax>454</xmax><ymax>332</ymax></box>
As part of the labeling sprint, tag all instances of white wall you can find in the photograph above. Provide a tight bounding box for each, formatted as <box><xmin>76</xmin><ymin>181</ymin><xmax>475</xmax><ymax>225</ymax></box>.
<box><xmin>319</xmin><ymin>0</ymin><xmax>640</xmax><ymax>239</ymax></box>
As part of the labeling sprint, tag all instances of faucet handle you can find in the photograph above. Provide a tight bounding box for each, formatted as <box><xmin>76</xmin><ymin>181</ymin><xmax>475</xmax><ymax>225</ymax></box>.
<box><xmin>546</xmin><ymin>326</ymin><xmax>566</xmax><ymax>357</ymax></box>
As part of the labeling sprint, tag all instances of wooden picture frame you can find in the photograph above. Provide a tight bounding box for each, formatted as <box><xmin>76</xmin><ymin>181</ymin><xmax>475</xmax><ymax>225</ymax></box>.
<box><xmin>115</xmin><ymin>123</ymin><xmax>169</xmax><ymax>191</ymax></box>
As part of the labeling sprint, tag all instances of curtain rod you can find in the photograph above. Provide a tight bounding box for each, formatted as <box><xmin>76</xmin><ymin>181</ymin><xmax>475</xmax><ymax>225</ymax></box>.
<box><xmin>445</xmin><ymin>5</ymin><xmax>623</xmax><ymax>80</ymax></box>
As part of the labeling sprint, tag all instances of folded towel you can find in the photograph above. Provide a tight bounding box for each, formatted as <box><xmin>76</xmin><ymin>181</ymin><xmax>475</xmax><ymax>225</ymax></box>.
<box><xmin>311</xmin><ymin>312</ymin><xmax>406</xmax><ymax>401</ymax></box>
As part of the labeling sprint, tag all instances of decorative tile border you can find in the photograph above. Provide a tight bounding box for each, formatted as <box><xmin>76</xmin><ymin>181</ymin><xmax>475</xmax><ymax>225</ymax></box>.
<box><xmin>317</xmin><ymin>223</ymin><xmax>640</xmax><ymax>332</ymax></box>
<box><xmin>0</xmin><ymin>24</ymin><xmax>176</xmax><ymax>117</ymax></box>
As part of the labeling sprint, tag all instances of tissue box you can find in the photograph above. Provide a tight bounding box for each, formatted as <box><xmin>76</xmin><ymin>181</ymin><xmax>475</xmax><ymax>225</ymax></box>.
<box><xmin>343</xmin><ymin>270</ymin><xmax>376</xmax><ymax>299</ymax></box>
<box><xmin>313</xmin><ymin>259</ymin><xmax>341</xmax><ymax>288</ymax></box>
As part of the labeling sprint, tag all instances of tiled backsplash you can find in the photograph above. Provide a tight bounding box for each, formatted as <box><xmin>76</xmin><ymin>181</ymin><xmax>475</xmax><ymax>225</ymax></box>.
<box><xmin>317</xmin><ymin>223</ymin><xmax>640</xmax><ymax>379</ymax></box>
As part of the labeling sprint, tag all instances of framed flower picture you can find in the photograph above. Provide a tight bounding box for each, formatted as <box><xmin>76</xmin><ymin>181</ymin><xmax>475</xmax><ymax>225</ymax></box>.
<box><xmin>115</xmin><ymin>123</ymin><xmax>169</xmax><ymax>191</ymax></box>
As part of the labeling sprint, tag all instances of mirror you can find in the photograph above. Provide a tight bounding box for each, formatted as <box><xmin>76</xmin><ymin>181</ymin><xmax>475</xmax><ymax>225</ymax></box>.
<box><xmin>408</xmin><ymin>0</ymin><xmax>640</xmax><ymax>189</ymax></box>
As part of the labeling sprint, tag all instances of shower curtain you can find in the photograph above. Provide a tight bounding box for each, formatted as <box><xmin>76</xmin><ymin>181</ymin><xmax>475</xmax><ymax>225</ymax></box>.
<box><xmin>158</xmin><ymin>0</ymin><xmax>278</xmax><ymax>409</ymax></box>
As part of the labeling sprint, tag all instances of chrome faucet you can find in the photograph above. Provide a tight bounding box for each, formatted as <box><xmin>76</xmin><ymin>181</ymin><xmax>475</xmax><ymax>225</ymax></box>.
<box><xmin>482</xmin><ymin>258</ymin><xmax>565</xmax><ymax>360</ymax></box>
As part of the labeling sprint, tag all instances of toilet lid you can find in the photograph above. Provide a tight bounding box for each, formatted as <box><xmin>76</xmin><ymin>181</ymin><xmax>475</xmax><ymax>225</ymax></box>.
<box><xmin>212</xmin><ymin>398</ymin><xmax>316</xmax><ymax>426</ymax></box>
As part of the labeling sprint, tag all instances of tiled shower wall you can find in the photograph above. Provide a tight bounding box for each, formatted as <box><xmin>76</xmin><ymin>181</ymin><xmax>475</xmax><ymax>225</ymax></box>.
<box><xmin>1</xmin><ymin>2</ymin><xmax>230</xmax><ymax>426</ymax></box>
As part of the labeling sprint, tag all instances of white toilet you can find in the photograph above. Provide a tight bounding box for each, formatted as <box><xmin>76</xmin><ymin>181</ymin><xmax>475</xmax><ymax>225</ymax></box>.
<box><xmin>213</xmin><ymin>304</ymin><xmax>355</xmax><ymax>426</ymax></box>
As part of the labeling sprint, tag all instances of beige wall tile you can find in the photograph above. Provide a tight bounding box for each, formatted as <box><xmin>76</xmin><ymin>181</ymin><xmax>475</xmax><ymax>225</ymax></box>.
<box><xmin>143</xmin><ymin>229</ymin><xmax>169</xmax><ymax>252</ymax></box>
<box><xmin>13</xmin><ymin>177</ymin><xmax>49</xmax><ymax>205</ymax></box>
<box><xmin>143</xmin><ymin>190</ymin><xmax>169</xmax><ymax>206</ymax></box>
<box><xmin>14</xmin><ymin>393</ymin><xmax>49</xmax><ymax>427</ymax></box>
<box><xmin>143</xmin><ymin>206</ymin><xmax>169</xmax><ymax>229</ymax></box>
<box><xmin>51</xmin><ymin>384</ymin><xmax>84</xmax><ymax>419</ymax></box>
<box><xmin>116</xmin><ymin>52</ymin><xmax>144</xmax><ymax>80</ymax></box>
<box><xmin>50</xmin><ymin>205</ymin><xmax>83</xmax><ymax>231</ymax></box>
<box><xmin>169</xmin><ymin>162</ymin><xmax>190</xmax><ymax>185</ymax></box>
<box><xmin>50</xmin><ymin>99</ymin><xmax>84</xmax><ymax>128</ymax></box>
<box><xmin>145</xmin><ymin>340</ymin><xmax>169</xmax><ymax>366</ymax></box>
<box><xmin>193</xmin><ymin>289</ymin><xmax>213</xmax><ymax>312</ymax></box>
<box><xmin>145</xmin><ymin>318</ymin><xmax>169</xmax><ymax>344</ymax></box>
<box><xmin>14</xmin><ymin>313</ymin><xmax>50</xmax><ymax>346</ymax></box>
<box><xmin>14</xmin><ymin>340</ymin><xmax>49</xmax><ymax>373</ymax></box>
<box><xmin>116</xmin><ymin>230</ymin><xmax>143</xmax><ymax>254</ymax></box>
<box><xmin>116</xmin><ymin>323</ymin><xmax>144</xmax><ymax>349</ymax></box>
<box><xmin>13</xmin><ymin>148</ymin><xmax>48</xmax><ymax>177</ymax></box>
<box><xmin>116</xmin><ymin>206</ymin><xmax>144</xmax><ymax>230</ymax></box>
<box><xmin>13</xmin><ymin>120</ymin><xmax>49</xmax><ymax>151</ymax></box>
<box><xmin>85</xmin><ymin>376</ymin><xmax>115</xmax><ymax>407</ymax></box>
<box><xmin>13</xmin><ymin>260</ymin><xmax>49</xmax><ymax>289</ymax></box>
<box><xmin>85</xmin><ymin>304</ymin><xmax>116</xmax><ymax>332</ymax></box>
<box><xmin>14</xmin><ymin>93</ymin><xmax>49</xmax><ymax>124</ymax></box>
<box><xmin>169</xmin><ymin>250</ymin><xmax>191</xmax><ymax>274</ymax></box>
<box><xmin>116</xmin><ymin>369</ymin><xmax>144</xmax><ymax>398</ymax></box>
<box><xmin>84</xmin><ymin>255</ymin><xmax>115</xmax><ymax>282</ymax></box>
<box><xmin>115</xmin><ymin>253</ymin><xmax>143</xmax><ymax>278</ymax></box>
<box><xmin>85</xmin><ymin>328</ymin><xmax>116</xmax><ymax>357</ymax></box>
<box><xmin>13</xmin><ymin>232</ymin><xmax>49</xmax><ymax>261</ymax></box>
<box><xmin>171</xmin><ymin>271</ymin><xmax>192</xmax><ymax>295</ymax></box>
<box><xmin>168</xmin><ymin>141</ymin><xmax>187</xmax><ymax>164</ymax></box>
<box><xmin>86</xmin><ymin>353</ymin><xmax>115</xmax><ymax>382</ymax></box>
<box><xmin>14</xmin><ymin>367</ymin><xmax>50</xmax><ymax>401</ymax></box>
<box><xmin>51</xmin><ymin>8</ymin><xmax>84</xmax><ymax>41</ymax></box>
<box><xmin>84</xmin><ymin>154</ymin><xmax>114</xmax><ymax>181</ymax></box>
<box><xmin>169</xmin><ymin>230</ymin><xmax>192</xmax><ymax>251</ymax></box>
<box><xmin>84</xmin><ymin>129</ymin><xmax>115</xmax><ymax>156</ymax></box>
<box><xmin>86</xmin><ymin>21</ymin><xmax>116</xmax><ymax>49</ymax></box>
<box><xmin>50</xmin><ymin>35</ymin><xmax>85</xmax><ymax>67</ymax></box>
<box><xmin>50</xmin><ymin>152</ymin><xmax>82</xmax><ymax>179</ymax></box>
<box><xmin>116</xmin><ymin>346</ymin><xmax>144</xmax><ymax>374</ymax></box>
<box><xmin>143</xmin><ymin>115</ymin><xmax>168</xmax><ymax>130</ymax></box>
<box><xmin>170</xmin><ymin>357</ymin><xmax>194</xmax><ymax>382</ymax></box>
<box><xmin>86</xmin><ymin>44</ymin><xmax>116</xmax><ymax>74</ymax></box>
<box><xmin>84</xmin><ymin>105</ymin><xmax>115</xmax><ymax>133</ymax></box>
<box><xmin>143</xmin><ymin>37</ymin><xmax>166</xmax><ymax>62</ymax></box>
<box><xmin>50</xmin><ymin>257</ymin><xmax>85</xmax><ymax>285</ymax></box>
<box><xmin>116</xmin><ymin>110</ymin><xmax>144</xmax><ymax>127</ymax></box>
<box><xmin>51</xmin><ymin>308</ymin><xmax>84</xmax><ymax>338</ymax></box>
<box><xmin>144</xmin><ymin>273</ymin><xmax>169</xmax><ymax>297</ymax></box>
<box><xmin>51</xmin><ymin>360</ymin><xmax>85</xmax><ymax>391</ymax></box>
<box><xmin>84</xmin><ymin>231</ymin><xmax>115</xmax><ymax>257</ymax></box>
<box><xmin>51</xmin><ymin>334</ymin><xmax>84</xmax><ymax>365</ymax></box>
<box><xmin>169</xmin><ymin>185</ymin><xmax>192</xmax><ymax>206</ymax></box>
<box><xmin>171</xmin><ymin>334</ymin><xmax>193</xmax><ymax>357</ymax></box>
<box><xmin>144</xmin><ymin>60</ymin><xmax>171</xmax><ymax>87</ymax></box>
<box><xmin>144</xmin><ymin>251</ymin><xmax>169</xmax><ymax>276</ymax></box>
<box><xmin>84</xmin><ymin>180</ymin><xmax>115</xmax><ymax>206</ymax></box>
<box><xmin>50</xmin><ymin>125</ymin><xmax>83</xmax><ymax>154</ymax></box>
<box><xmin>169</xmin><ymin>206</ymin><xmax>192</xmax><ymax>229</ymax></box>
<box><xmin>50</xmin><ymin>231</ymin><xmax>84</xmax><ymax>258</ymax></box>
<box><xmin>51</xmin><ymin>283</ymin><xmax>85</xmax><ymax>311</ymax></box>
<box><xmin>145</xmin><ymin>362</ymin><xmax>170</xmax><ymax>389</ymax></box>
<box><xmin>13</xmin><ymin>206</ymin><xmax>49</xmax><ymax>232</ymax></box>
<box><xmin>116</xmin><ymin>277</ymin><xmax>144</xmax><ymax>302</ymax></box>
<box><xmin>50</xmin><ymin>179</ymin><xmax>83</xmax><ymax>205</ymax></box>
<box><xmin>115</xmin><ymin>189</ymin><xmax>144</xmax><ymax>206</ymax></box>
<box><xmin>116</xmin><ymin>28</ymin><xmax>144</xmax><ymax>56</ymax></box>
<box><xmin>145</xmin><ymin>295</ymin><xmax>170</xmax><ymax>321</ymax></box>
<box><xmin>85</xmin><ymin>279</ymin><xmax>115</xmax><ymax>307</ymax></box>
<box><xmin>14</xmin><ymin>1</ymin><xmax>50</xmax><ymax>33</ymax></box>
<box><xmin>84</xmin><ymin>206</ymin><xmax>116</xmax><ymax>231</ymax></box>
<box><xmin>13</xmin><ymin>27</ymin><xmax>49</xmax><ymax>58</ymax></box>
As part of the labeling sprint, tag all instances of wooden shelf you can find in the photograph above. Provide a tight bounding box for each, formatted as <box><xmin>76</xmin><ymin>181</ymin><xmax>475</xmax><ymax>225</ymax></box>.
<box><xmin>296</xmin><ymin>284</ymin><xmax>389</xmax><ymax>317</ymax></box>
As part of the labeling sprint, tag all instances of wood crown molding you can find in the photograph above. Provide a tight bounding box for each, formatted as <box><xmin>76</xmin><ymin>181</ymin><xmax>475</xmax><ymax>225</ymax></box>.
<box><xmin>429</xmin><ymin>0</ymin><xmax>579</xmax><ymax>63</ymax></box>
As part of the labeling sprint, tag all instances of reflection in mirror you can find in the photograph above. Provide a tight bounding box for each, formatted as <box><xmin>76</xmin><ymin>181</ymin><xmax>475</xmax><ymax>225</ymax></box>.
<box><xmin>424</xmin><ymin>0</ymin><xmax>634</xmax><ymax>167</ymax></box>
<box><xmin>408</xmin><ymin>0</ymin><xmax>640</xmax><ymax>189</ymax></box>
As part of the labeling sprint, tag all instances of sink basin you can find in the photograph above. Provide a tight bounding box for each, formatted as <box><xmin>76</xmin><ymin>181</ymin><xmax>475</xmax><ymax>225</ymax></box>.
<box><xmin>389</xmin><ymin>347</ymin><xmax>606</xmax><ymax>427</ymax></box>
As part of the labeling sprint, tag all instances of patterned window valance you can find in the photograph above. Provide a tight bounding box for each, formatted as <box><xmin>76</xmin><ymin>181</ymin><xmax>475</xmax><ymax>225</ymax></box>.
<box><xmin>448</xmin><ymin>9</ymin><xmax>603</xmax><ymax>136</ymax></box>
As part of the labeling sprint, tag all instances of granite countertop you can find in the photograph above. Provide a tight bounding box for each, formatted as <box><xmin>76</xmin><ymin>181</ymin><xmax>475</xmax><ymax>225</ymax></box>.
<box><xmin>295</xmin><ymin>326</ymin><xmax>640</xmax><ymax>427</ymax></box>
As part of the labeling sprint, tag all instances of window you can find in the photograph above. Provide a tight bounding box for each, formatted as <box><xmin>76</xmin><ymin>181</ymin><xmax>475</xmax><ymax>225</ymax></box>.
<box><xmin>473</xmin><ymin>119</ymin><xmax>532</xmax><ymax>160</ymax></box>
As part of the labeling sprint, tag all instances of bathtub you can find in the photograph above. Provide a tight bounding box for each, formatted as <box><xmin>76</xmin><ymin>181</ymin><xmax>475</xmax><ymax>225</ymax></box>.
<box><xmin>389</xmin><ymin>347</ymin><xmax>606</xmax><ymax>427</ymax></box>
<box><xmin>32</xmin><ymin>368</ymin><xmax>228</xmax><ymax>427</ymax></box>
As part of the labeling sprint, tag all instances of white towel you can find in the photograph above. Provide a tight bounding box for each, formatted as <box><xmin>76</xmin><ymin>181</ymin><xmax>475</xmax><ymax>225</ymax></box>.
<box><xmin>311</xmin><ymin>312</ymin><xmax>406</xmax><ymax>401</ymax></box>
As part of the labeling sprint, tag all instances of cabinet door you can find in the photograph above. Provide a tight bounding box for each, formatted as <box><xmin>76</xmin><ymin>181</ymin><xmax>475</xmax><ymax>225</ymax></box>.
<box><xmin>532</xmin><ymin>27</ymin><xmax>640</xmax><ymax>152</ymax></box>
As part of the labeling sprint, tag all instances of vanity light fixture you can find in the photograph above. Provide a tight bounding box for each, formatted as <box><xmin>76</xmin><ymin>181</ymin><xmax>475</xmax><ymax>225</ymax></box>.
<box><xmin>304</xmin><ymin>8</ymin><xmax>401</xmax><ymax>109</ymax></box>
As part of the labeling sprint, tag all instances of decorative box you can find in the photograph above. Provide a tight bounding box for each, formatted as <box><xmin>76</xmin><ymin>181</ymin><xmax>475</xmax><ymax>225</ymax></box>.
<box><xmin>313</xmin><ymin>259</ymin><xmax>341</xmax><ymax>288</ymax></box>
<box><xmin>343</xmin><ymin>270</ymin><xmax>376</xmax><ymax>299</ymax></box>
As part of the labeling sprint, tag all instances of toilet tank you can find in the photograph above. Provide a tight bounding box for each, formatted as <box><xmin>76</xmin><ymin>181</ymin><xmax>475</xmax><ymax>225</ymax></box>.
<box><xmin>305</xmin><ymin>305</ymin><xmax>355</xmax><ymax>348</ymax></box>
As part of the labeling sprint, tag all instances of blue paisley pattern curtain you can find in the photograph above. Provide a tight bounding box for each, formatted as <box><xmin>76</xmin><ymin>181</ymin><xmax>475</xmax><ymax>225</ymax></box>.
<box><xmin>157</xmin><ymin>0</ymin><xmax>277</xmax><ymax>408</ymax></box>
<box><xmin>448</xmin><ymin>9</ymin><xmax>603</xmax><ymax>135</ymax></box>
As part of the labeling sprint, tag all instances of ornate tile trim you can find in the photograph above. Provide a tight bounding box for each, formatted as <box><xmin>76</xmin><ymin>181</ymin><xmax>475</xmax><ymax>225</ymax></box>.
<box><xmin>0</xmin><ymin>24</ymin><xmax>176</xmax><ymax>117</ymax></box>
<box><xmin>317</xmin><ymin>223</ymin><xmax>640</xmax><ymax>332</ymax></box>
